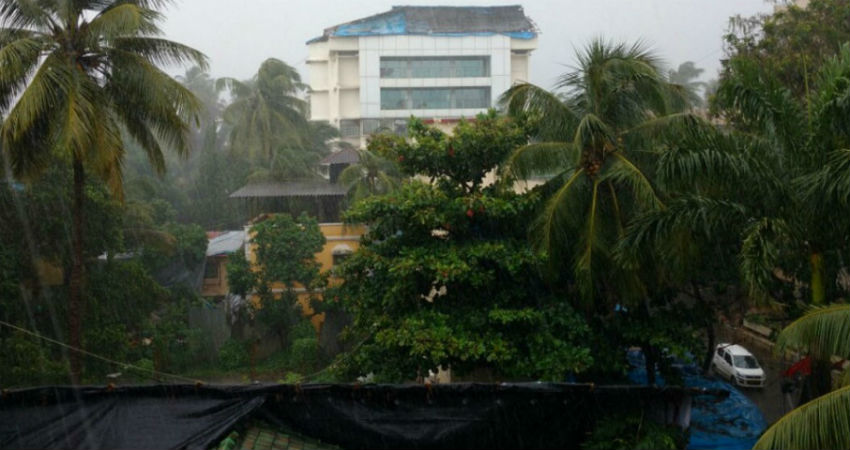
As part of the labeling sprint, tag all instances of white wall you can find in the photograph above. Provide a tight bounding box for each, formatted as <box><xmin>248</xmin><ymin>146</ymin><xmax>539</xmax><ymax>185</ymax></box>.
<box><xmin>359</xmin><ymin>34</ymin><xmax>515</xmax><ymax>119</ymax></box>
<box><xmin>308</xmin><ymin>34</ymin><xmax>536</xmax><ymax>141</ymax></box>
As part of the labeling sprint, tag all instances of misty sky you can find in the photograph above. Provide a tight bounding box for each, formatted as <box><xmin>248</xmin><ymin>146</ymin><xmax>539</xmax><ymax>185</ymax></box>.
<box><xmin>159</xmin><ymin>0</ymin><xmax>774</xmax><ymax>88</ymax></box>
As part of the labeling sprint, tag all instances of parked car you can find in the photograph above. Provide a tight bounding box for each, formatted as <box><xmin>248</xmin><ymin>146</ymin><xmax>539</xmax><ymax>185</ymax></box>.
<box><xmin>712</xmin><ymin>343</ymin><xmax>766</xmax><ymax>388</ymax></box>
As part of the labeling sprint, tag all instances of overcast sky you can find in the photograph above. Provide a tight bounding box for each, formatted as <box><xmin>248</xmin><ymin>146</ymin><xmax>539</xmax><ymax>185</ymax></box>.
<box><xmin>159</xmin><ymin>0</ymin><xmax>774</xmax><ymax>88</ymax></box>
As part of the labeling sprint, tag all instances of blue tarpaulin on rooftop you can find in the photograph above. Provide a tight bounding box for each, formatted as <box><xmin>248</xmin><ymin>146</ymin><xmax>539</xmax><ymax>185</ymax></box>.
<box><xmin>627</xmin><ymin>350</ymin><xmax>767</xmax><ymax>450</ymax></box>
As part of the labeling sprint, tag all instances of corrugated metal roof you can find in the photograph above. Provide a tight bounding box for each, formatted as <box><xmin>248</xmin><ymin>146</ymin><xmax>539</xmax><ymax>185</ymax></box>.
<box><xmin>307</xmin><ymin>5</ymin><xmax>537</xmax><ymax>43</ymax></box>
<box><xmin>319</xmin><ymin>148</ymin><xmax>360</xmax><ymax>165</ymax></box>
<box><xmin>229</xmin><ymin>181</ymin><xmax>348</xmax><ymax>198</ymax></box>
<box><xmin>206</xmin><ymin>231</ymin><xmax>245</xmax><ymax>257</ymax></box>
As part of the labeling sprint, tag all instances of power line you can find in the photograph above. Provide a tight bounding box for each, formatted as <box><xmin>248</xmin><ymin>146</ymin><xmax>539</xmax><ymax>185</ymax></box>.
<box><xmin>0</xmin><ymin>319</ymin><xmax>202</xmax><ymax>385</ymax></box>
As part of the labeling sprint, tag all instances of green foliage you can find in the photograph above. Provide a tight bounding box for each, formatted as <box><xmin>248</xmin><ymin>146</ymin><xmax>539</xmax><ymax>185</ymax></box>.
<box><xmin>775</xmin><ymin>304</ymin><xmax>850</xmax><ymax>361</ymax></box>
<box><xmin>335</xmin><ymin>118</ymin><xmax>593</xmax><ymax>382</ymax></box>
<box><xmin>252</xmin><ymin>213</ymin><xmax>325</xmax><ymax>288</ymax></box>
<box><xmin>244</xmin><ymin>213</ymin><xmax>326</xmax><ymax>349</ymax></box>
<box><xmin>218</xmin><ymin>58</ymin><xmax>333</xmax><ymax>178</ymax></box>
<box><xmin>0</xmin><ymin>331</ymin><xmax>69</xmax><ymax>386</ymax></box>
<box><xmin>501</xmin><ymin>39</ymin><xmax>699</xmax><ymax>305</ymax></box>
<box><xmin>226</xmin><ymin>251</ymin><xmax>256</xmax><ymax>297</ymax></box>
<box><xmin>722</xmin><ymin>0</ymin><xmax>850</xmax><ymax>101</ymax></box>
<box><xmin>338</xmin><ymin>147</ymin><xmax>403</xmax><ymax>202</ymax></box>
<box><xmin>753</xmin><ymin>383</ymin><xmax>850</xmax><ymax>450</ymax></box>
<box><xmin>164</xmin><ymin>222</ymin><xmax>207</xmax><ymax>267</ymax></box>
<box><xmin>373</xmin><ymin>111</ymin><xmax>526</xmax><ymax>193</ymax></box>
<box><xmin>668</xmin><ymin>61</ymin><xmax>707</xmax><ymax>108</ymax></box>
<box><xmin>218</xmin><ymin>338</ymin><xmax>251</xmax><ymax>370</ymax></box>
<box><xmin>582</xmin><ymin>414</ymin><xmax>686</xmax><ymax>450</ymax></box>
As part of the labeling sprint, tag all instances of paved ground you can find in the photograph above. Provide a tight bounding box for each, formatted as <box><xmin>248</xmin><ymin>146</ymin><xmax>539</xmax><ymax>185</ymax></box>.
<box><xmin>716</xmin><ymin>325</ymin><xmax>800</xmax><ymax>425</ymax></box>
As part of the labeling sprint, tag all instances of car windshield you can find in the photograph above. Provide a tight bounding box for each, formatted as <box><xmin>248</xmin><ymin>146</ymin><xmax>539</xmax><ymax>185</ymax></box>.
<box><xmin>733</xmin><ymin>355</ymin><xmax>760</xmax><ymax>369</ymax></box>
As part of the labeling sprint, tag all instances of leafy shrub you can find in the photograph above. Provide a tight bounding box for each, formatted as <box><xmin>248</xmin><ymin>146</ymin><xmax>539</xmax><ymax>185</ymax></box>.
<box><xmin>288</xmin><ymin>337</ymin><xmax>320</xmax><ymax>367</ymax></box>
<box><xmin>0</xmin><ymin>331</ymin><xmax>68</xmax><ymax>386</ymax></box>
<box><xmin>218</xmin><ymin>338</ymin><xmax>250</xmax><ymax>370</ymax></box>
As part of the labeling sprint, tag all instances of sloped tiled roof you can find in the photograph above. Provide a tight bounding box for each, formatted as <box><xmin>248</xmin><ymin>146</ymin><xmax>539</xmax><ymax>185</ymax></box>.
<box><xmin>319</xmin><ymin>148</ymin><xmax>360</xmax><ymax>165</ymax></box>
<box><xmin>229</xmin><ymin>181</ymin><xmax>347</xmax><ymax>199</ymax></box>
<box><xmin>308</xmin><ymin>5</ymin><xmax>537</xmax><ymax>43</ymax></box>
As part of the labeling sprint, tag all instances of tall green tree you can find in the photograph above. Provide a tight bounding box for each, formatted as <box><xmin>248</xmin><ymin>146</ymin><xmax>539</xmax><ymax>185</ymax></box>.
<box><xmin>722</xmin><ymin>0</ymin><xmax>850</xmax><ymax>101</ymax></box>
<box><xmin>716</xmin><ymin>44</ymin><xmax>850</xmax><ymax>305</ymax></box>
<box><xmin>668</xmin><ymin>61</ymin><xmax>706</xmax><ymax>107</ymax></box>
<box><xmin>334</xmin><ymin>115</ymin><xmax>593</xmax><ymax>382</ymax></box>
<box><xmin>500</xmin><ymin>39</ymin><xmax>695</xmax><ymax>305</ymax></box>
<box><xmin>247</xmin><ymin>213</ymin><xmax>325</xmax><ymax>348</ymax></box>
<box><xmin>338</xmin><ymin>147</ymin><xmax>403</xmax><ymax>202</ymax></box>
<box><xmin>218</xmin><ymin>58</ymin><xmax>331</xmax><ymax>180</ymax></box>
<box><xmin>0</xmin><ymin>0</ymin><xmax>206</xmax><ymax>380</ymax></box>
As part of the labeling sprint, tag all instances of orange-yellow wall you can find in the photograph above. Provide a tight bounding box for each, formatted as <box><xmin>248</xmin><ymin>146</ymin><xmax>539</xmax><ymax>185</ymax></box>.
<box><xmin>246</xmin><ymin>220</ymin><xmax>365</xmax><ymax>330</ymax></box>
<box><xmin>201</xmin><ymin>256</ymin><xmax>230</xmax><ymax>297</ymax></box>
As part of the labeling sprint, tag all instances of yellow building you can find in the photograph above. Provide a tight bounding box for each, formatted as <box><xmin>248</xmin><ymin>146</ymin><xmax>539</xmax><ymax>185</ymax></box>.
<box><xmin>201</xmin><ymin>231</ymin><xmax>246</xmax><ymax>298</ymax></box>
<box><xmin>243</xmin><ymin>217</ymin><xmax>365</xmax><ymax>330</ymax></box>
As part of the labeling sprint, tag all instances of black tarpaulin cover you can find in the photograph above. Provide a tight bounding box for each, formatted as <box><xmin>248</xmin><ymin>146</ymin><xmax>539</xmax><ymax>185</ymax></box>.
<box><xmin>0</xmin><ymin>383</ymin><xmax>723</xmax><ymax>450</ymax></box>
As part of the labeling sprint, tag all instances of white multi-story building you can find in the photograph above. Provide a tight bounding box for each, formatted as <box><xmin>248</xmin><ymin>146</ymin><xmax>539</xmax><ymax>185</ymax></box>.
<box><xmin>306</xmin><ymin>5</ymin><xmax>538</xmax><ymax>147</ymax></box>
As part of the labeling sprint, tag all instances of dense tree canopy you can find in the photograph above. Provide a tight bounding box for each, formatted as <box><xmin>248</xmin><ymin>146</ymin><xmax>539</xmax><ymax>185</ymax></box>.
<box><xmin>500</xmin><ymin>39</ymin><xmax>698</xmax><ymax>305</ymax></box>
<box><xmin>333</xmin><ymin>115</ymin><xmax>593</xmax><ymax>382</ymax></box>
<box><xmin>0</xmin><ymin>0</ymin><xmax>206</xmax><ymax>379</ymax></box>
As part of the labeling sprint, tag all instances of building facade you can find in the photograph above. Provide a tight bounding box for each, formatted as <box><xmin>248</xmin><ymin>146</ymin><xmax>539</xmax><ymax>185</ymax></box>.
<box><xmin>306</xmin><ymin>5</ymin><xmax>538</xmax><ymax>147</ymax></box>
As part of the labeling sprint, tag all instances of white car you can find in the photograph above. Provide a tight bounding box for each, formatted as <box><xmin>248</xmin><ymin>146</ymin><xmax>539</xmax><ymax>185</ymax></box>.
<box><xmin>712</xmin><ymin>343</ymin><xmax>766</xmax><ymax>388</ymax></box>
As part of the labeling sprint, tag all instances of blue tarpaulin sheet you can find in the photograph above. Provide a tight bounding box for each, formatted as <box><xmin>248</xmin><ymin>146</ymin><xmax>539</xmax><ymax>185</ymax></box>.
<box><xmin>335</xmin><ymin>12</ymin><xmax>407</xmax><ymax>36</ymax></box>
<box><xmin>332</xmin><ymin>12</ymin><xmax>536</xmax><ymax>40</ymax></box>
<box><xmin>627</xmin><ymin>350</ymin><xmax>767</xmax><ymax>450</ymax></box>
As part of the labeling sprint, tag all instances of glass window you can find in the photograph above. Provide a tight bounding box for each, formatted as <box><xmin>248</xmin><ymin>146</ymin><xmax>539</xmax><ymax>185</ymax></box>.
<box><xmin>204</xmin><ymin>261</ymin><xmax>218</xmax><ymax>279</ymax></box>
<box><xmin>724</xmin><ymin>353</ymin><xmax>733</xmax><ymax>365</ymax></box>
<box><xmin>380</xmin><ymin>88</ymin><xmax>490</xmax><ymax>110</ymax></box>
<box><xmin>410</xmin><ymin>58</ymin><xmax>452</xmax><ymax>78</ymax></box>
<box><xmin>380</xmin><ymin>57</ymin><xmax>490</xmax><ymax>78</ymax></box>
<box><xmin>333</xmin><ymin>253</ymin><xmax>351</xmax><ymax>266</ymax></box>
<box><xmin>452</xmin><ymin>87</ymin><xmax>490</xmax><ymax>108</ymax></box>
<box><xmin>380</xmin><ymin>58</ymin><xmax>408</xmax><ymax>78</ymax></box>
<box><xmin>733</xmin><ymin>355</ymin><xmax>760</xmax><ymax>369</ymax></box>
<box><xmin>381</xmin><ymin>89</ymin><xmax>409</xmax><ymax>110</ymax></box>
<box><xmin>411</xmin><ymin>89</ymin><xmax>451</xmax><ymax>109</ymax></box>
<box><xmin>455</xmin><ymin>57</ymin><xmax>488</xmax><ymax>77</ymax></box>
<box><xmin>362</xmin><ymin>119</ymin><xmax>381</xmax><ymax>135</ymax></box>
<box><xmin>339</xmin><ymin>119</ymin><xmax>360</xmax><ymax>138</ymax></box>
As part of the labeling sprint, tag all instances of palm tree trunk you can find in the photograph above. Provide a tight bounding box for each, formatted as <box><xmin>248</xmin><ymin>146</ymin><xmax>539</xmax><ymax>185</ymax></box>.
<box><xmin>69</xmin><ymin>158</ymin><xmax>85</xmax><ymax>383</ymax></box>
<box><xmin>691</xmin><ymin>283</ymin><xmax>717</xmax><ymax>375</ymax></box>
<box><xmin>703</xmin><ymin>322</ymin><xmax>716</xmax><ymax>375</ymax></box>
<box><xmin>810</xmin><ymin>252</ymin><xmax>825</xmax><ymax>305</ymax></box>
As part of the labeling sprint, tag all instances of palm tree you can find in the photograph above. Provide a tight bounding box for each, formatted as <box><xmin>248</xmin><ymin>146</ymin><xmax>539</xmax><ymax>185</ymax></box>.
<box><xmin>218</xmin><ymin>58</ymin><xmax>325</xmax><ymax>178</ymax></box>
<box><xmin>0</xmin><ymin>0</ymin><xmax>206</xmax><ymax>380</ymax></box>
<box><xmin>753</xmin><ymin>304</ymin><xmax>850</xmax><ymax>450</ymax></box>
<box><xmin>668</xmin><ymin>61</ymin><xmax>707</xmax><ymax>108</ymax></box>
<box><xmin>338</xmin><ymin>148</ymin><xmax>402</xmax><ymax>202</ymax></box>
<box><xmin>715</xmin><ymin>43</ymin><xmax>850</xmax><ymax>305</ymax></box>
<box><xmin>500</xmin><ymin>39</ymin><xmax>695</xmax><ymax>304</ymax></box>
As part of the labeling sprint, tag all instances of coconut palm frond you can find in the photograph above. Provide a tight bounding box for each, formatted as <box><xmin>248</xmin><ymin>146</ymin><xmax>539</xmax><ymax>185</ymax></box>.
<box><xmin>776</xmin><ymin>304</ymin><xmax>850</xmax><ymax>359</ymax></box>
<box><xmin>603</xmin><ymin>152</ymin><xmax>662</xmax><ymax>211</ymax></box>
<box><xmin>574</xmin><ymin>177</ymin><xmax>603</xmax><ymax>301</ymax></box>
<box><xmin>499</xmin><ymin>82</ymin><xmax>579</xmax><ymax>141</ymax></box>
<box><xmin>535</xmin><ymin>168</ymin><xmax>586</xmax><ymax>256</ymax></box>
<box><xmin>217</xmin><ymin>58</ymin><xmax>313</xmax><ymax>168</ymax></box>
<box><xmin>618</xmin><ymin>196</ymin><xmax>746</xmax><ymax>263</ymax></box>
<box><xmin>739</xmin><ymin>217</ymin><xmax>792</xmax><ymax>301</ymax></box>
<box><xmin>500</xmin><ymin>141</ymin><xmax>578</xmax><ymax>181</ymax></box>
<box><xmin>753</xmin><ymin>385</ymin><xmax>850</xmax><ymax>450</ymax></box>
<box><xmin>796</xmin><ymin>149</ymin><xmax>850</xmax><ymax>208</ymax></box>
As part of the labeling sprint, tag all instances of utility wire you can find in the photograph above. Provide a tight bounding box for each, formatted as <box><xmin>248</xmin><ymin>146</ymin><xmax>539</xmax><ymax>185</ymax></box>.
<box><xmin>0</xmin><ymin>319</ymin><xmax>202</xmax><ymax>385</ymax></box>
